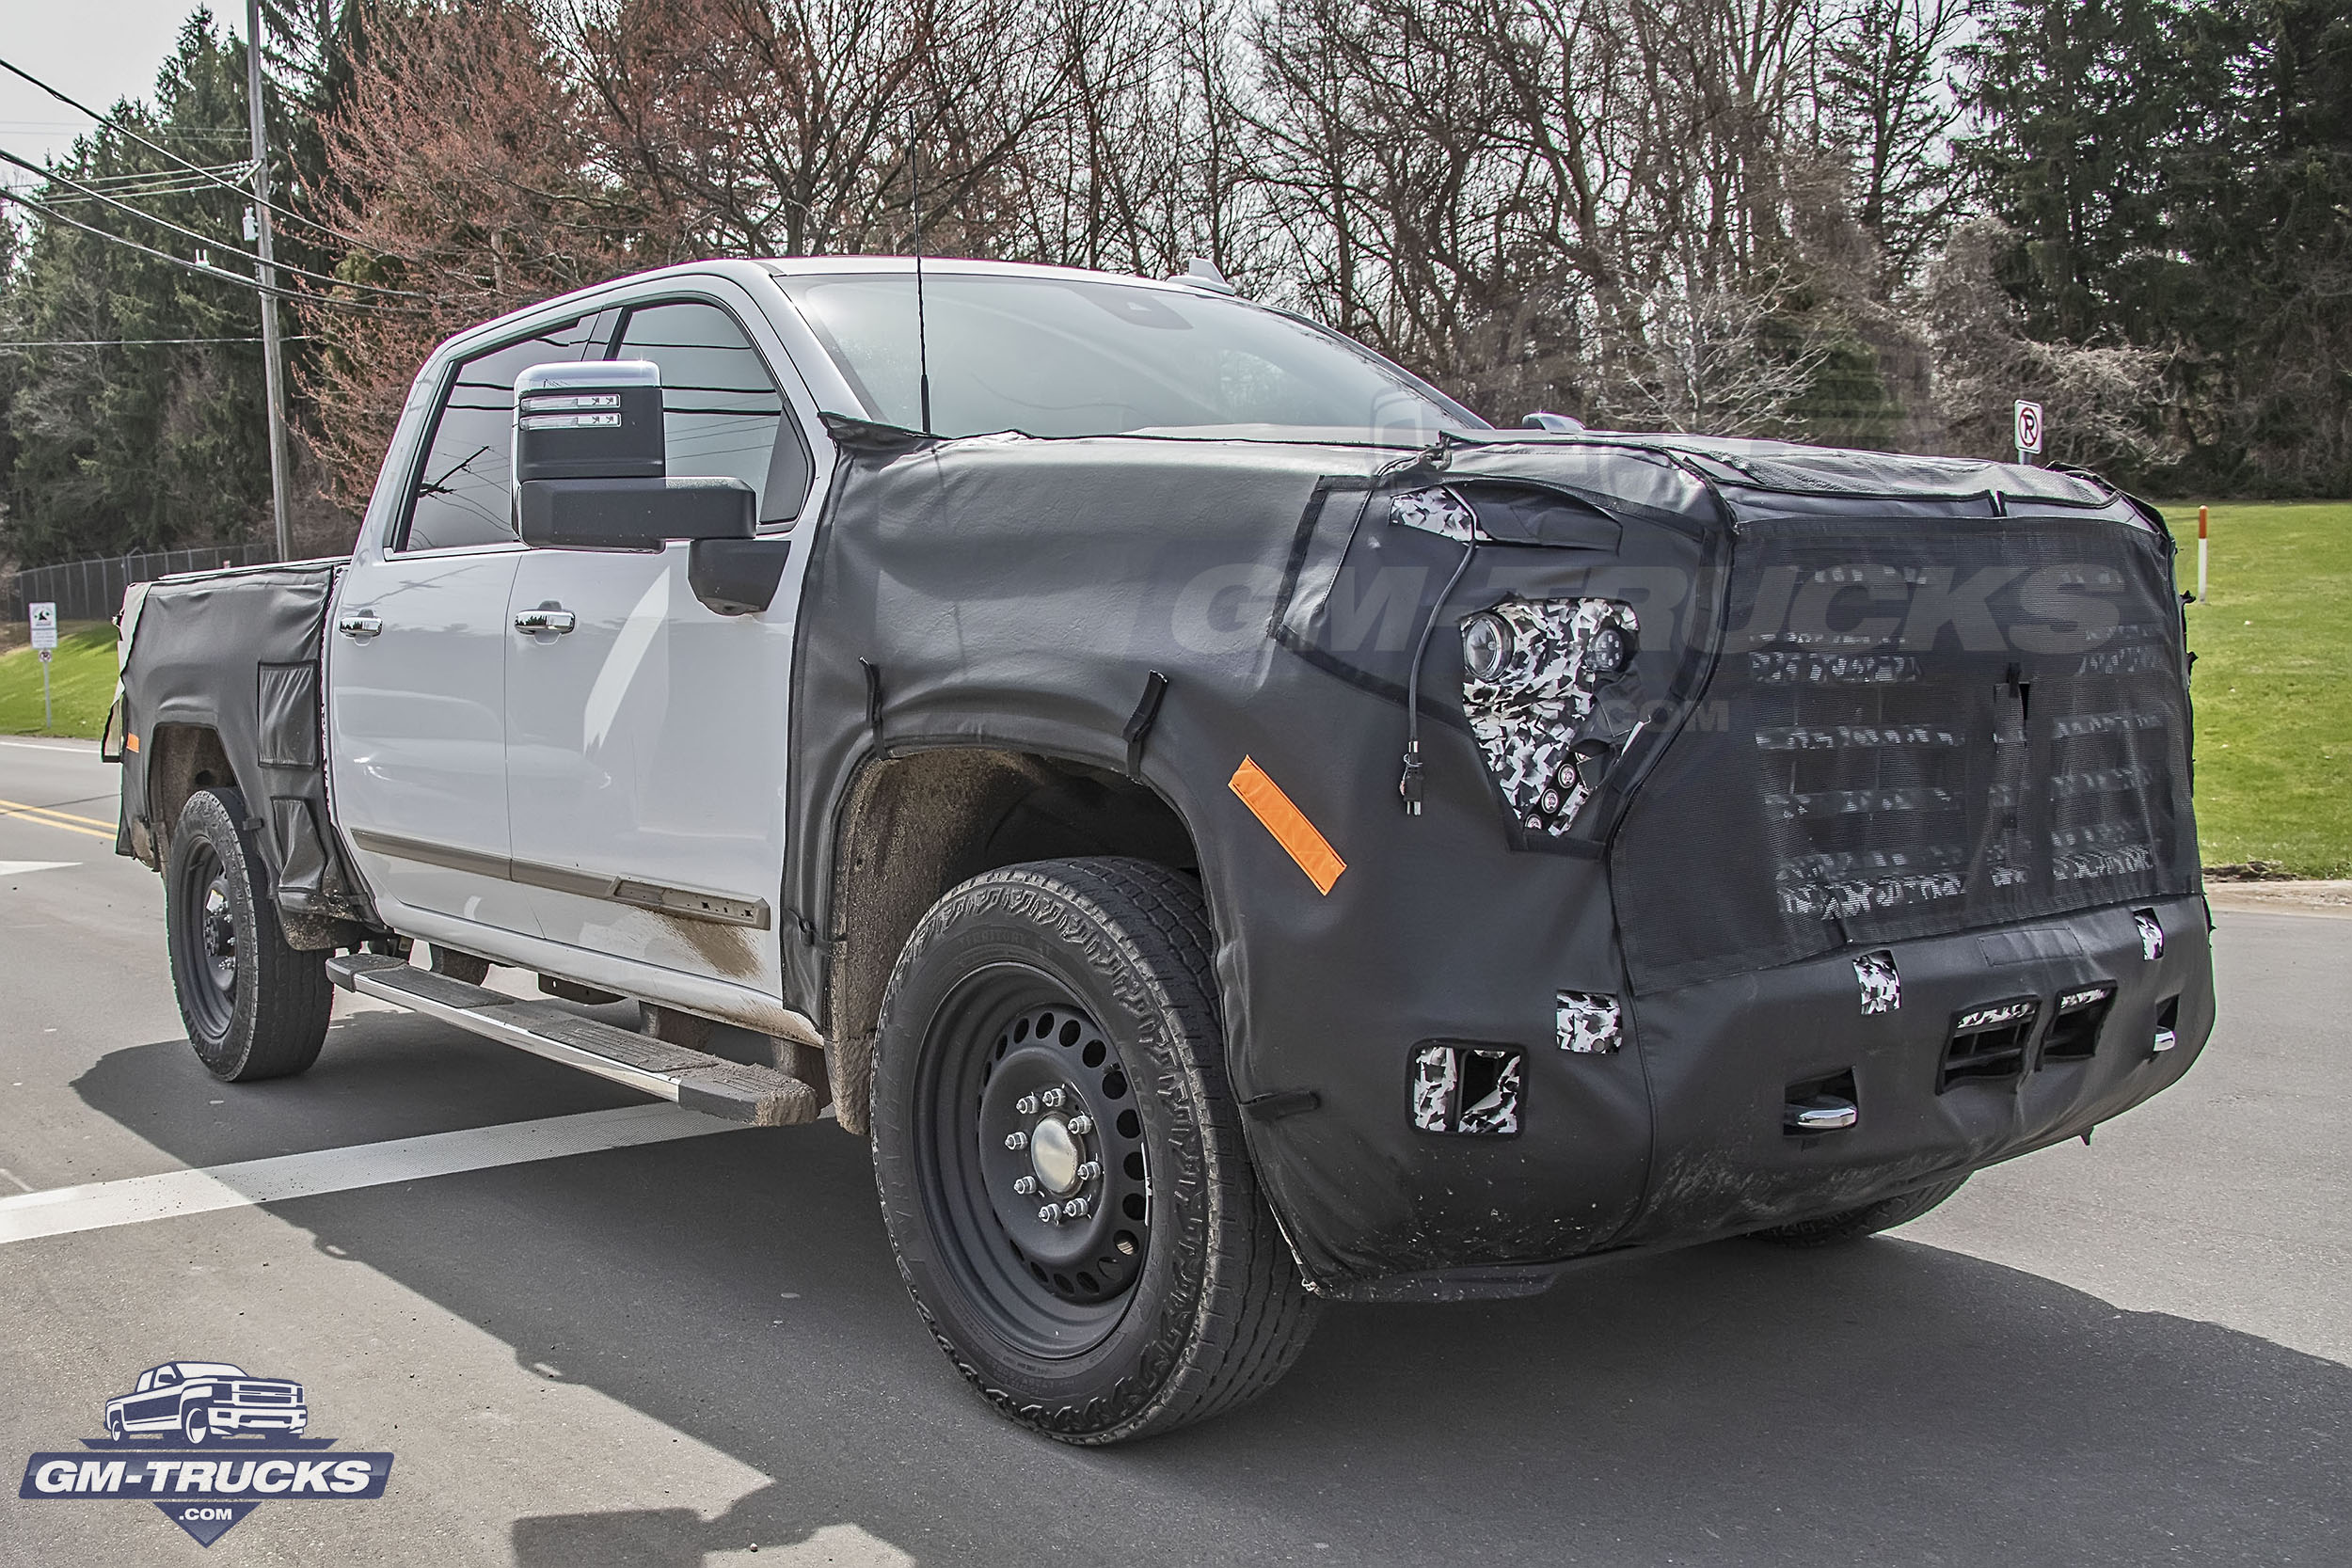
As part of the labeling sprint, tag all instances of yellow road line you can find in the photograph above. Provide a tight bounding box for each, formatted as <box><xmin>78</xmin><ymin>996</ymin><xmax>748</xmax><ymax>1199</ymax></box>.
<box><xmin>0</xmin><ymin>798</ymin><xmax>116</xmax><ymax>841</ymax></box>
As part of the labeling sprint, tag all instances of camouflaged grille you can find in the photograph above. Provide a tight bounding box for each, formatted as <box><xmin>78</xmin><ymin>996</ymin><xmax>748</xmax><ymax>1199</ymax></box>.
<box><xmin>1611</xmin><ymin>515</ymin><xmax>2198</xmax><ymax>994</ymax></box>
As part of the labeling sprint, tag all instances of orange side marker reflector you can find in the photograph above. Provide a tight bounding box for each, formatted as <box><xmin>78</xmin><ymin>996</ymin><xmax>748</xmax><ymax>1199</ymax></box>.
<box><xmin>123</xmin><ymin>734</ymin><xmax>138</xmax><ymax>752</ymax></box>
<box><xmin>1229</xmin><ymin>756</ymin><xmax>1346</xmax><ymax>895</ymax></box>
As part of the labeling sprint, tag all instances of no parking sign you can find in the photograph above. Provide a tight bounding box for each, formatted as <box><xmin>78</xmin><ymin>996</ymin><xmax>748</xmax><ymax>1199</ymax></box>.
<box><xmin>2013</xmin><ymin>400</ymin><xmax>2044</xmax><ymax>462</ymax></box>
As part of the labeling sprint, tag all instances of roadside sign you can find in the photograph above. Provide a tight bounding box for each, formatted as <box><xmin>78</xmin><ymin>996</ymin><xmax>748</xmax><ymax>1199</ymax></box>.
<box><xmin>2013</xmin><ymin>400</ymin><xmax>2044</xmax><ymax>460</ymax></box>
<box><xmin>29</xmin><ymin>603</ymin><xmax>57</xmax><ymax>732</ymax></box>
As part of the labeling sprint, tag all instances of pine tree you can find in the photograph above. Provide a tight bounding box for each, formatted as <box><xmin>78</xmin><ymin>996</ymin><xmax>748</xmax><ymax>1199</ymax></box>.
<box><xmin>1</xmin><ymin>13</ymin><xmax>276</xmax><ymax>562</ymax></box>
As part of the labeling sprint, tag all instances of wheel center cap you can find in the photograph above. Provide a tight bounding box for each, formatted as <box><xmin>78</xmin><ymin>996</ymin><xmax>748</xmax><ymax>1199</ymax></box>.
<box><xmin>1029</xmin><ymin>1115</ymin><xmax>1081</xmax><ymax>1195</ymax></box>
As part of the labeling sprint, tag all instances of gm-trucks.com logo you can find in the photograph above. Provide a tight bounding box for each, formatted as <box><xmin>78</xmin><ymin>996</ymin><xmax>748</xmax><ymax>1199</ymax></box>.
<box><xmin>18</xmin><ymin>1360</ymin><xmax>392</xmax><ymax>1546</ymax></box>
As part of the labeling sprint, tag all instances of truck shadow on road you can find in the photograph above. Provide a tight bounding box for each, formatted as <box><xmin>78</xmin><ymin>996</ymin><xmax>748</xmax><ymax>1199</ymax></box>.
<box><xmin>79</xmin><ymin>1029</ymin><xmax>2352</xmax><ymax>1568</ymax></box>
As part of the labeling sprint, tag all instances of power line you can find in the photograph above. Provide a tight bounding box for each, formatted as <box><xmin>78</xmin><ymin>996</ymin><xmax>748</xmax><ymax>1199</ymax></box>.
<box><xmin>0</xmin><ymin>185</ymin><xmax>427</xmax><ymax>317</ymax></box>
<box><xmin>0</xmin><ymin>144</ymin><xmax>436</xmax><ymax>301</ymax></box>
<box><xmin>50</xmin><ymin>164</ymin><xmax>254</xmax><ymax>198</ymax></box>
<box><xmin>0</xmin><ymin>52</ymin><xmax>422</xmax><ymax>265</ymax></box>
<box><xmin>0</xmin><ymin>335</ymin><xmax>317</xmax><ymax>347</ymax></box>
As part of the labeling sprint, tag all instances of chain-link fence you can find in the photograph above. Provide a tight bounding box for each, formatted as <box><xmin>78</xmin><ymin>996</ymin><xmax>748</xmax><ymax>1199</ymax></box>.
<box><xmin>3</xmin><ymin>545</ymin><xmax>276</xmax><ymax>626</ymax></box>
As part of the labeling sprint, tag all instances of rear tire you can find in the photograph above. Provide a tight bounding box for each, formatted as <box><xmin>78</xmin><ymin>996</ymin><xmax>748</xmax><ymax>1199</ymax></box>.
<box><xmin>165</xmin><ymin>786</ymin><xmax>331</xmax><ymax>1082</ymax></box>
<box><xmin>1750</xmin><ymin>1175</ymin><xmax>1971</xmax><ymax>1247</ymax></box>
<box><xmin>872</xmin><ymin>858</ymin><xmax>1317</xmax><ymax>1444</ymax></box>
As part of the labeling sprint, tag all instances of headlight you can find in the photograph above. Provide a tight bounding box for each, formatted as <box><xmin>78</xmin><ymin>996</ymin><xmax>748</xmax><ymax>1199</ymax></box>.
<box><xmin>1461</xmin><ymin>612</ymin><xmax>1513</xmax><ymax>681</ymax></box>
<box><xmin>1460</xmin><ymin>598</ymin><xmax>1639</xmax><ymax>836</ymax></box>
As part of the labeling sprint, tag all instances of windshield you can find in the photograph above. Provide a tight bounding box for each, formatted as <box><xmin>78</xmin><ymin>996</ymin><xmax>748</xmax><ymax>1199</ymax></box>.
<box><xmin>773</xmin><ymin>271</ymin><xmax>1483</xmax><ymax>442</ymax></box>
<box><xmin>175</xmin><ymin>1363</ymin><xmax>246</xmax><ymax>1378</ymax></box>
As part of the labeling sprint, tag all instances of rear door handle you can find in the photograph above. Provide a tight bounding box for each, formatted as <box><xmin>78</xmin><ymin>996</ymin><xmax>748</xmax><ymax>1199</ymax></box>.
<box><xmin>337</xmin><ymin>611</ymin><xmax>383</xmax><ymax>640</ymax></box>
<box><xmin>514</xmin><ymin>607</ymin><xmax>577</xmax><ymax>635</ymax></box>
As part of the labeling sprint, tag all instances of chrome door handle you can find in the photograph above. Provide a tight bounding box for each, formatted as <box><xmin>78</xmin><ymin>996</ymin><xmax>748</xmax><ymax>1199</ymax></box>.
<box><xmin>514</xmin><ymin>607</ymin><xmax>577</xmax><ymax>635</ymax></box>
<box><xmin>337</xmin><ymin>611</ymin><xmax>383</xmax><ymax>640</ymax></box>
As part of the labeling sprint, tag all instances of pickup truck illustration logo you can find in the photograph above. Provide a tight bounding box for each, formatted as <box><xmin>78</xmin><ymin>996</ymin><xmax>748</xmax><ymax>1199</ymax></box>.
<box><xmin>105</xmin><ymin>1361</ymin><xmax>309</xmax><ymax>1445</ymax></box>
<box><xmin>20</xmin><ymin>1360</ymin><xmax>389</xmax><ymax>1546</ymax></box>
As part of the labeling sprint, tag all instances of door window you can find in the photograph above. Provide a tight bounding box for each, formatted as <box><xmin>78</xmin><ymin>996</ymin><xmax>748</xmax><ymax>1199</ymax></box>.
<box><xmin>399</xmin><ymin>317</ymin><xmax>599</xmax><ymax>552</ymax></box>
<box><xmin>615</xmin><ymin>299</ymin><xmax>811</xmax><ymax>523</ymax></box>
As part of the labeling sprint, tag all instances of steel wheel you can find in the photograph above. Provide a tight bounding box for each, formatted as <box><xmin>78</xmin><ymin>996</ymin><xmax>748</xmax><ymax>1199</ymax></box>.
<box><xmin>173</xmin><ymin>838</ymin><xmax>239</xmax><ymax>1042</ymax></box>
<box><xmin>162</xmin><ymin>786</ymin><xmax>331</xmax><ymax>1081</ymax></box>
<box><xmin>873</xmin><ymin>858</ymin><xmax>1319</xmax><ymax>1443</ymax></box>
<box><xmin>916</xmin><ymin>969</ymin><xmax>1153</xmax><ymax>1357</ymax></box>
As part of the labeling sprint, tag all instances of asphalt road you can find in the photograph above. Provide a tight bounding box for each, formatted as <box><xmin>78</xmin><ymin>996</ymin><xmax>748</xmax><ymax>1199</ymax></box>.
<box><xmin>1</xmin><ymin>737</ymin><xmax>2344</xmax><ymax>1566</ymax></box>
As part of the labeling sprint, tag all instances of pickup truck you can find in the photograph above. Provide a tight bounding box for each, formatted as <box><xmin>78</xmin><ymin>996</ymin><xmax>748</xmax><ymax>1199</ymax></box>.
<box><xmin>105</xmin><ymin>1362</ymin><xmax>308</xmax><ymax>1444</ymax></box>
<box><xmin>112</xmin><ymin>256</ymin><xmax>2215</xmax><ymax>1444</ymax></box>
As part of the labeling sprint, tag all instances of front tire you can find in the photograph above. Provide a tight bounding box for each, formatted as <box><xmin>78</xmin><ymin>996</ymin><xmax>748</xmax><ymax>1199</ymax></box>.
<box><xmin>872</xmin><ymin>858</ymin><xmax>1317</xmax><ymax>1444</ymax></box>
<box><xmin>165</xmin><ymin>786</ymin><xmax>331</xmax><ymax>1082</ymax></box>
<box><xmin>181</xmin><ymin>1403</ymin><xmax>211</xmax><ymax>1445</ymax></box>
<box><xmin>1750</xmin><ymin>1174</ymin><xmax>1971</xmax><ymax>1247</ymax></box>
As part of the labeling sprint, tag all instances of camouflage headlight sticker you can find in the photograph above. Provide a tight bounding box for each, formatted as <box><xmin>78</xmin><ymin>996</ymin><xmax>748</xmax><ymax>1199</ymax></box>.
<box><xmin>2134</xmin><ymin>909</ymin><xmax>2166</xmax><ymax>960</ymax></box>
<box><xmin>1461</xmin><ymin>597</ymin><xmax>1638</xmax><ymax>836</ymax></box>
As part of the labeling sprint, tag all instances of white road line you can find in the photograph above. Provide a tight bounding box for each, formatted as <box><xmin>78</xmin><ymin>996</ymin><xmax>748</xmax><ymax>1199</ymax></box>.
<box><xmin>0</xmin><ymin>1103</ymin><xmax>739</xmax><ymax>1246</ymax></box>
<box><xmin>0</xmin><ymin>861</ymin><xmax>78</xmax><ymax>875</ymax></box>
<box><xmin>0</xmin><ymin>738</ymin><xmax>99</xmax><ymax>753</ymax></box>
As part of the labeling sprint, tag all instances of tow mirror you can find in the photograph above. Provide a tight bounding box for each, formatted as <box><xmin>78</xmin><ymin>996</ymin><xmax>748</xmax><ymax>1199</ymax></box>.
<box><xmin>511</xmin><ymin>359</ymin><xmax>787</xmax><ymax>614</ymax></box>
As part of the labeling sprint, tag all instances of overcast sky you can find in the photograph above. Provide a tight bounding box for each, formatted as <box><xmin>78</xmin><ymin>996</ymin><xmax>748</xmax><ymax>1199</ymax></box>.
<box><xmin>0</xmin><ymin>0</ymin><xmax>237</xmax><ymax>185</ymax></box>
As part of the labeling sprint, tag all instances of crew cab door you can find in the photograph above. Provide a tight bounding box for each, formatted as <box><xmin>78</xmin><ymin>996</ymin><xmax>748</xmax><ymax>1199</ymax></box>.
<box><xmin>502</xmin><ymin>290</ymin><xmax>820</xmax><ymax>994</ymax></box>
<box><xmin>329</xmin><ymin>314</ymin><xmax>611</xmax><ymax>936</ymax></box>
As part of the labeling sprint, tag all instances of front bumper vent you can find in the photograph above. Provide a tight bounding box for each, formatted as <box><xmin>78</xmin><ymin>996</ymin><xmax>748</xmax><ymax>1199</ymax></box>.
<box><xmin>1410</xmin><ymin>1042</ymin><xmax>1524</xmax><ymax>1136</ymax></box>
<box><xmin>1939</xmin><ymin>998</ymin><xmax>2040</xmax><ymax>1092</ymax></box>
<box><xmin>2040</xmin><ymin>983</ymin><xmax>2117</xmax><ymax>1064</ymax></box>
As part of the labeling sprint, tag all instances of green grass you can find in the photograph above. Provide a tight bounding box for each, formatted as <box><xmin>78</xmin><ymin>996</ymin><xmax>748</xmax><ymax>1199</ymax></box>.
<box><xmin>2172</xmin><ymin>500</ymin><xmax>2352</xmax><ymax>879</ymax></box>
<box><xmin>0</xmin><ymin>622</ymin><xmax>119</xmax><ymax>739</ymax></box>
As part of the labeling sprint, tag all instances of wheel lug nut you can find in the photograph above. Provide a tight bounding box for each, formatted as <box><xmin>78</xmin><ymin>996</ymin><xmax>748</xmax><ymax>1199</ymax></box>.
<box><xmin>1040</xmin><ymin>1087</ymin><xmax>1065</xmax><ymax>1109</ymax></box>
<box><xmin>1037</xmin><ymin>1205</ymin><xmax>1061</xmax><ymax>1225</ymax></box>
<box><xmin>1004</xmin><ymin>1131</ymin><xmax>1028</xmax><ymax>1151</ymax></box>
<box><xmin>1075</xmin><ymin>1161</ymin><xmax>1102</xmax><ymax>1182</ymax></box>
<box><xmin>1067</xmin><ymin>1114</ymin><xmax>1093</xmax><ymax>1135</ymax></box>
<box><xmin>1061</xmin><ymin>1197</ymin><xmax>1089</xmax><ymax>1219</ymax></box>
<box><xmin>1013</xmin><ymin>1176</ymin><xmax>1037</xmax><ymax>1196</ymax></box>
<box><xmin>1014</xmin><ymin>1094</ymin><xmax>1039</xmax><ymax>1115</ymax></box>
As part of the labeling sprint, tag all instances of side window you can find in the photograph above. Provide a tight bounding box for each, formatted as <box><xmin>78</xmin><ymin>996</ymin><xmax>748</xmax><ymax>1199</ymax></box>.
<box><xmin>400</xmin><ymin>318</ymin><xmax>598</xmax><ymax>552</ymax></box>
<box><xmin>616</xmin><ymin>300</ymin><xmax>812</xmax><ymax>524</ymax></box>
<box><xmin>151</xmin><ymin>1368</ymin><xmax>179</xmax><ymax>1388</ymax></box>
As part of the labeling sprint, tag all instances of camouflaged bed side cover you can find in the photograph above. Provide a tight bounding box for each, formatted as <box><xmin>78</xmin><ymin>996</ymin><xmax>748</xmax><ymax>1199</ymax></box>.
<box><xmin>115</xmin><ymin>561</ymin><xmax>374</xmax><ymax>930</ymax></box>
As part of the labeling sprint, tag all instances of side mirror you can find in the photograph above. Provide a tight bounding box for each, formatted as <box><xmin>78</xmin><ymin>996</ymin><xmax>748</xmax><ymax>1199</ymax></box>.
<box><xmin>511</xmin><ymin>359</ymin><xmax>788</xmax><ymax>613</ymax></box>
<box><xmin>514</xmin><ymin>359</ymin><xmax>664</xmax><ymax>483</ymax></box>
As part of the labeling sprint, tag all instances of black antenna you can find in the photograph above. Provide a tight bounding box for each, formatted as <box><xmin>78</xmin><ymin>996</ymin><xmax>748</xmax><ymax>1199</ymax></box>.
<box><xmin>910</xmin><ymin>128</ymin><xmax>932</xmax><ymax>436</ymax></box>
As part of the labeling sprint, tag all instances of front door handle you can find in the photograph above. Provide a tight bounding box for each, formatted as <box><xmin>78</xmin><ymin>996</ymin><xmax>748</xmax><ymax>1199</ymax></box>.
<box><xmin>337</xmin><ymin>610</ymin><xmax>383</xmax><ymax>640</ymax></box>
<box><xmin>514</xmin><ymin>606</ymin><xmax>577</xmax><ymax>636</ymax></box>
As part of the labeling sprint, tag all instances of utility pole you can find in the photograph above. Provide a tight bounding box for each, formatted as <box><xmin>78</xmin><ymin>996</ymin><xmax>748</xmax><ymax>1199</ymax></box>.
<box><xmin>245</xmin><ymin>0</ymin><xmax>293</xmax><ymax>562</ymax></box>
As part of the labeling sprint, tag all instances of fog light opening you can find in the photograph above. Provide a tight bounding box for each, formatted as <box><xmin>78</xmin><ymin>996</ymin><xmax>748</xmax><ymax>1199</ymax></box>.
<box><xmin>1785</xmin><ymin>1069</ymin><xmax>1859</xmax><ymax>1135</ymax></box>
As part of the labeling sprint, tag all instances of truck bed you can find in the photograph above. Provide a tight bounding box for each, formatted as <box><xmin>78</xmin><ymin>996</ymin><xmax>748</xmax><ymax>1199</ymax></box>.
<box><xmin>116</xmin><ymin>560</ymin><xmax>373</xmax><ymax>938</ymax></box>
